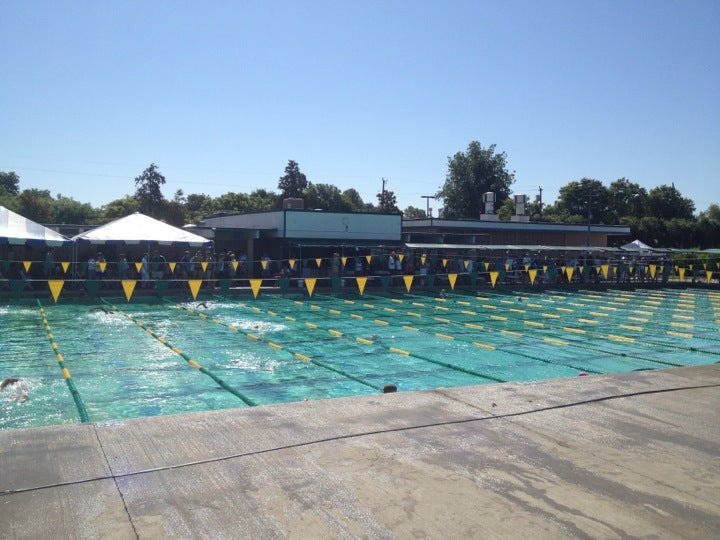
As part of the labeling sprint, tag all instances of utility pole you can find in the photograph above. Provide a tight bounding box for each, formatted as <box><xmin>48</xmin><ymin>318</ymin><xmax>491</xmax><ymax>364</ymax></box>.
<box><xmin>536</xmin><ymin>186</ymin><xmax>544</xmax><ymax>217</ymax></box>
<box><xmin>421</xmin><ymin>195</ymin><xmax>435</xmax><ymax>218</ymax></box>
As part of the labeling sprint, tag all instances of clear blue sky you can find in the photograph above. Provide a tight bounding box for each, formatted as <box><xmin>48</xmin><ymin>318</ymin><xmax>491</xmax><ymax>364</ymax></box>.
<box><xmin>2</xmin><ymin>0</ymin><xmax>718</xmax><ymax>215</ymax></box>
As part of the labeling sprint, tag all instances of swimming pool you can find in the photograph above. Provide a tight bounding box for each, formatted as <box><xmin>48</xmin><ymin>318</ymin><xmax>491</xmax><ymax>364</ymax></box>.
<box><xmin>2</xmin><ymin>287</ymin><xmax>719</xmax><ymax>430</ymax></box>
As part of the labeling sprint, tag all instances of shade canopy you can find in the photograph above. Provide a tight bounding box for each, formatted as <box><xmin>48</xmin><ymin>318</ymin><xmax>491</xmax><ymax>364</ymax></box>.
<box><xmin>0</xmin><ymin>205</ymin><xmax>72</xmax><ymax>247</ymax></box>
<box><xmin>621</xmin><ymin>239</ymin><xmax>652</xmax><ymax>251</ymax></box>
<box><xmin>72</xmin><ymin>213</ymin><xmax>212</xmax><ymax>248</ymax></box>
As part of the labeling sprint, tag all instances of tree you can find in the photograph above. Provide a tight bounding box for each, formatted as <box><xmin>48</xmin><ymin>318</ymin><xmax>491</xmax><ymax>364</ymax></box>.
<box><xmin>304</xmin><ymin>183</ymin><xmax>354</xmax><ymax>212</ymax></box>
<box><xmin>696</xmin><ymin>204</ymin><xmax>720</xmax><ymax>248</ymax></box>
<box><xmin>0</xmin><ymin>171</ymin><xmax>20</xmax><ymax>195</ymax></box>
<box><xmin>278</xmin><ymin>160</ymin><xmax>308</xmax><ymax>199</ymax></box>
<box><xmin>607</xmin><ymin>178</ymin><xmax>647</xmax><ymax>221</ymax></box>
<box><xmin>555</xmin><ymin>178</ymin><xmax>612</xmax><ymax>224</ymax></box>
<box><xmin>437</xmin><ymin>141</ymin><xmax>515</xmax><ymax>219</ymax></box>
<box><xmin>100</xmin><ymin>196</ymin><xmax>141</xmax><ymax>223</ymax></box>
<box><xmin>497</xmin><ymin>198</ymin><xmax>515</xmax><ymax>221</ymax></box>
<box><xmin>646</xmin><ymin>184</ymin><xmax>695</xmax><ymax>220</ymax></box>
<box><xmin>51</xmin><ymin>196</ymin><xmax>97</xmax><ymax>224</ymax></box>
<box><xmin>376</xmin><ymin>188</ymin><xmax>399</xmax><ymax>213</ymax></box>
<box><xmin>248</xmin><ymin>189</ymin><xmax>279</xmax><ymax>211</ymax></box>
<box><xmin>342</xmin><ymin>188</ymin><xmax>365</xmax><ymax>211</ymax></box>
<box><xmin>17</xmin><ymin>189</ymin><xmax>53</xmax><ymax>223</ymax></box>
<box><xmin>402</xmin><ymin>206</ymin><xmax>427</xmax><ymax>219</ymax></box>
<box><xmin>134</xmin><ymin>163</ymin><xmax>166</xmax><ymax>214</ymax></box>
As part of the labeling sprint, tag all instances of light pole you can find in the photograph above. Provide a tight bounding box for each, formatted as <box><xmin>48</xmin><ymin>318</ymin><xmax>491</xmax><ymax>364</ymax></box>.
<box><xmin>421</xmin><ymin>195</ymin><xmax>435</xmax><ymax>218</ymax></box>
<box><xmin>586</xmin><ymin>189</ymin><xmax>592</xmax><ymax>250</ymax></box>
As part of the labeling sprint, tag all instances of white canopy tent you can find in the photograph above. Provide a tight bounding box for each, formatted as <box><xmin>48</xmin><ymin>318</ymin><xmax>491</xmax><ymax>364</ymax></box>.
<box><xmin>71</xmin><ymin>212</ymin><xmax>212</xmax><ymax>248</ymax></box>
<box><xmin>0</xmin><ymin>205</ymin><xmax>72</xmax><ymax>247</ymax></box>
<box><xmin>621</xmin><ymin>239</ymin><xmax>653</xmax><ymax>251</ymax></box>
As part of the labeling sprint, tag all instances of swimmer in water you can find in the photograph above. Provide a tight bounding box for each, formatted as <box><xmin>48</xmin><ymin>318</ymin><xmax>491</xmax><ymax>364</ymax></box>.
<box><xmin>439</xmin><ymin>289</ymin><xmax>446</xmax><ymax>299</ymax></box>
<box><xmin>1</xmin><ymin>377</ymin><xmax>29</xmax><ymax>402</ymax></box>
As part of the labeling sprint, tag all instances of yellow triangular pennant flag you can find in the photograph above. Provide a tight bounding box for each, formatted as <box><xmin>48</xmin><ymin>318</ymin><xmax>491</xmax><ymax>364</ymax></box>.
<box><xmin>188</xmin><ymin>279</ymin><xmax>202</xmax><ymax>299</ymax></box>
<box><xmin>448</xmin><ymin>273</ymin><xmax>458</xmax><ymax>290</ymax></box>
<box><xmin>398</xmin><ymin>254</ymin><xmax>404</xmax><ymax>263</ymax></box>
<box><xmin>442</xmin><ymin>259</ymin><xmax>448</xmax><ymax>268</ymax></box>
<box><xmin>305</xmin><ymin>277</ymin><xmax>317</xmax><ymax>297</ymax></box>
<box><xmin>341</xmin><ymin>256</ymin><xmax>347</xmax><ymax>266</ymax></box>
<box><xmin>560</xmin><ymin>266</ymin><xmax>567</xmax><ymax>275</ymax></box>
<box><xmin>689</xmin><ymin>264</ymin><xmax>693</xmax><ymax>271</ymax></box>
<box><xmin>528</xmin><ymin>269</ymin><xmax>537</xmax><ymax>285</ymax></box>
<box><xmin>505</xmin><ymin>263</ymin><xmax>510</xmax><ymax>271</ymax></box>
<box><xmin>707</xmin><ymin>271</ymin><xmax>713</xmax><ymax>282</ymax></box>
<box><xmin>168</xmin><ymin>262</ymin><xmax>177</xmax><ymax>273</ymax></box>
<box><xmin>463</xmin><ymin>260</ymin><xmax>469</xmax><ymax>269</ymax></box>
<box><xmin>232</xmin><ymin>261</ymin><xmax>239</xmax><ymax>270</ymax></box>
<box><xmin>543</xmin><ymin>265</ymin><xmax>548</xmax><ymax>273</ymax></box>
<box><xmin>365</xmin><ymin>255</ymin><xmax>372</xmax><ymax>264</ymax></box>
<box><xmin>601</xmin><ymin>264</ymin><xmax>609</xmax><ymax>279</ymax></box>
<box><xmin>649</xmin><ymin>265</ymin><xmax>657</xmax><ymax>279</ymax></box>
<box><xmin>524</xmin><ymin>264</ymin><xmax>530</xmax><ymax>272</ymax></box>
<box><xmin>678</xmin><ymin>268</ymin><xmax>686</xmax><ymax>280</ymax></box>
<box><xmin>356</xmin><ymin>276</ymin><xmax>368</xmax><ymax>295</ymax></box>
<box><xmin>48</xmin><ymin>280</ymin><xmax>64</xmax><ymax>302</ymax></box>
<box><xmin>201</xmin><ymin>261</ymin><xmax>208</xmax><ymax>272</ymax></box>
<box><xmin>61</xmin><ymin>262</ymin><xmax>70</xmax><ymax>273</ymax></box>
<box><xmin>98</xmin><ymin>262</ymin><xmax>107</xmax><ymax>273</ymax></box>
<box><xmin>489</xmin><ymin>271</ymin><xmax>499</xmax><ymax>287</ymax></box>
<box><xmin>315</xmin><ymin>258</ymin><xmax>322</xmax><ymax>268</ymax></box>
<box><xmin>421</xmin><ymin>255</ymin><xmax>427</xmax><ymax>265</ymax></box>
<box><xmin>135</xmin><ymin>262</ymin><xmax>143</xmax><ymax>273</ymax></box>
<box><xmin>261</xmin><ymin>260</ymin><xmax>268</xmax><ymax>270</ymax></box>
<box><xmin>566</xmin><ymin>267</ymin><xmax>574</xmax><ymax>282</ymax></box>
<box><xmin>23</xmin><ymin>261</ymin><xmax>32</xmax><ymax>272</ymax></box>
<box><xmin>403</xmin><ymin>275</ymin><xmax>414</xmax><ymax>292</ymax></box>
<box><xmin>249</xmin><ymin>279</ymin><xmax>262</xmax><ymax>298</ymax></box>
<box><xmin>703</xmin><ymin>263</ymin><xmax>707</xmax><ymax>270</ymax></box>
<box><xmin>484</xmin><ymin>262</ymin><xmax>490</xmax><ymax>271</ymax></box>
<box><xmin>121</xmin><ymin>280</ymin><xmax>137</xmax><ymax>301</ymax></box>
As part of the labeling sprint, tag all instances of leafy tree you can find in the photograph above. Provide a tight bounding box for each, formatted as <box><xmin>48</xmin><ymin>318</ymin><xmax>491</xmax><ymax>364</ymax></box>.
<box><xmin>607</xmin><ymin>178</ymin><xmax>647</xmax><ymax>221</ymax></box>
<box><xmin>248</xmin><ymin>189</ymin><xmax>279</xmax><ymax>211</ymax></box>
<box><xmin>208</xmin><ymin>192</ymin><xmax>253</xmax><ymax>214</ymax></box>
<box><xmin>497</xmin><ymin>198</ymin><xmax>515</xmax><ymax>221</ymax></box>
<box><xmin>696</xmin><ymin>204</ymin><xmax>720</xmax><ymax>248</ymax></box>
<box><xmin>0</xmin><ymin>185</ymin><xmax>19</xmax><ymax>211</ymax></box>
<box><xmin>402</xmin><ymin>206</ymin><xmax>427</xmax><ymax>219</ymax></box>
<box><xmin>646</xmin><ymin>184</ymin><xmax>695</xmax><ymax>220</ymax></box>
<box><xmin>555</xmin><ymin>178</ymin><xmax>612</xmax><ymax>224</ymax></box>
<box><xmin>437</xmin><ymin>141</ymin><xmax>515</xmax><ymax>219</ymax></box>
<box><xmin>17</xmin><ymin>189</ymin><xmax>53</xmax><ymax>223</ymax></box>
<box><xmin>100</xmin><ymin>196</ymin><xmax>141</xmax><ymax>223</ymax></box>
<box><xmin>173</xmin><ymin>189</ymin><xmax>186</xmax><ymax>204</ymax></box>
<box><xmin>0</xmin><ymin>171</ymin><xmax>20</xmax><ymax>195</ymax></box>
<box><xmin>304</xmin><ymin>183</ymin><xmax>354</xmax><ymax>212</ymax></box>
<box><xmin>376</xmin><ymin>188</ymin><xmax>399</xmax><ymax>213</ymax></box>
<box><xmin>278</xmin><ymin>160</ymin><xmax>308</xmax><ymax>199</ymax></box>
<box><xmin>342</xmin><ymin>188</ymin><xmax>365</xmax><ymax>211</ymax></box>
<box><xmin>51</xmin><ymin>196</ymin><xmax>97</xmax><ymax>224</ymax></box>
<box><xmin>134</xmin><ymin>163</ymin><xmax>166</xmax><ymax>214</ymax></box>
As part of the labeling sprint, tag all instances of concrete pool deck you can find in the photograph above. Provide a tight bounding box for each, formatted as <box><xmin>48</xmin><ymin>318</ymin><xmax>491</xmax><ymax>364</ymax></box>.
<box><xmin>1</xmin><ymin>364</ymin><xmax>719</xmax><ymax>539</ymax></box>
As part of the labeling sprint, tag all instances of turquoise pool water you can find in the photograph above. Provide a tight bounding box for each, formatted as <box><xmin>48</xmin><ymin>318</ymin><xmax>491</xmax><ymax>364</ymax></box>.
<box><xmin>2</xmin><ymin>287</ymin><xmax>718</xmax><ymax>430</ymax></box>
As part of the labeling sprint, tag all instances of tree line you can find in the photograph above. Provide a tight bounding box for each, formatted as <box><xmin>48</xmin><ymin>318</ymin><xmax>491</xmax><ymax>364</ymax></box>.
<box><xmin>1</xmin><ymin>141</ymin><xmax>718</xmax><ymax>248</ymax></box>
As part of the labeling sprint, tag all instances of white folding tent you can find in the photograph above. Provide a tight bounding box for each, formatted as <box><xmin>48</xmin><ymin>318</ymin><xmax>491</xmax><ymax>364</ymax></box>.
<box><xmin>0</xmin><ymin>205</ymin><xmax>72</xmax><ymax>247</ymax></box>
<box><xmin>71</xmin><ymin>212</ymin><xmax>212</xmax><ymax>248</ymax></box>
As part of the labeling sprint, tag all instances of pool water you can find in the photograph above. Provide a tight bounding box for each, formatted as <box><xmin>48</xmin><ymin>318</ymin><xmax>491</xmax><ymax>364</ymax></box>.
<box><xmin>2</xmin><ymin>287</ymin><xmax>719</xmax><ymax>430</ymax></box>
